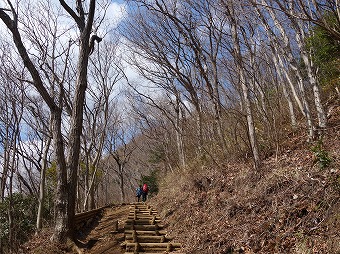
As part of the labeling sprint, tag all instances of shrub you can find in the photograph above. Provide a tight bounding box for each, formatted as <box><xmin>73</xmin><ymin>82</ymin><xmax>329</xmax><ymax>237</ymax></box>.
<box><xmin>0</xmin><ymin>193</ymin><xmax>38</xmax><ymax>253</ymax></box>
<box><xmin>311</xmin><ymin>140</ymin><xmax>332</xmax><ymax>169</ymax></box>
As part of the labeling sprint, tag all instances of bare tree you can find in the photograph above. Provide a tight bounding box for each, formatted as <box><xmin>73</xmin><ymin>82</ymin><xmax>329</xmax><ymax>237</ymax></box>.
<box><xmin>0</xmin><ymin>0</ymin><xmax>103</xmax><ymax>243</ymax></box>
<box><xmin>263</xmin><ymin>0</ymin><xmax>340</xmax><ymax>41</ymax></box>
<box><xmin>80</xmin><ymin>40</ymin><xmax>123</xmax><ymax>211</ymax></box>
<box><xmin>119</xmin><ymin>1</ymin><xmax>206</xmax><ymax>156</ymax></box>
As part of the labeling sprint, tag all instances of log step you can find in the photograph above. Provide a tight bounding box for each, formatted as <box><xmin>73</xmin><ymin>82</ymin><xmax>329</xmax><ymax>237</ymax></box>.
<box><xmin>127</xmin><ymin>216</ymin><xmax>160</xmax><ymax>221</ymax></box>
<box><xmin>125</xmin><ymin>219</ymin><xmax>161</xmax><ymax>225</ymax></box>
<box><xmin>128</xmin><ymin>212</ymin><xmax>159</xmax><ymax>216</ymax></box>
<box><xmin>124</xmin><ymin>224</ymin><xmax>163</xmax><ymax>230</ymax></box>
<box><xmin>125</xmin><ymin>253</ymin><xmax>185</xmax><ymax>254</ymax></box>
<box><xmin>129</xmin><ymin>212</ymin><xmax>158</xmax><ymax>216</ymax></box>
<box><xmin>124</xmin><ymin>230</ymin><xmax>166</xmax><ymax>235</ymax></box>
<box><xmin>125</xmin><ymin>235</ymin><xmax>172</xmax><ymax>243</ymax></box>
<box><xmin>126</xmin><ymin>242</ymin><xmax>182</xmax><ymax>252</ymax></box>
<box><xmin>124</xmin><ymin>251</ymin><xmax>186</xmax><ymax>254</ymax></box>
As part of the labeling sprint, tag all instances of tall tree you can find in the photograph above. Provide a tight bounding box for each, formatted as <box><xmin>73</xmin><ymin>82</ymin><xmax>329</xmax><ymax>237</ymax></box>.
<box><xmin>0</xmin><ymin>0</ymin><xmax>102</xmax><ymax>243</ymax></box>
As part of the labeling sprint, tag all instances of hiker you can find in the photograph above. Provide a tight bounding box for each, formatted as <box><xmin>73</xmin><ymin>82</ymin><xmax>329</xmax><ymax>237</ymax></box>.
<box><xmin>136</xmin><ymin>185</ymin><xmax>143</xmax><ymax>202</ymax></box>
<box><xmin>142</xmin><ymin>183</ymin><xmax>149</xmax><ymax>202</ymax></box>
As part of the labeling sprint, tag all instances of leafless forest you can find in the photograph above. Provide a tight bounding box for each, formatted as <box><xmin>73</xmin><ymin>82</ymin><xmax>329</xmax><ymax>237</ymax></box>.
<box><xmin>0</xmin><ymin>0</ymin><xmax>339</xmax><ymax>253</ymax></box>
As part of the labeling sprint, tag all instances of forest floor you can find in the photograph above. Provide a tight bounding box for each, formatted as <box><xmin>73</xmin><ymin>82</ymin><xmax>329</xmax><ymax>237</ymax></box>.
<box><xmin>22</xmin><ymin>205</ymin><xmax>129</xmax><ymax>254</ymax></box>
<box><xmin>149</xmin><ymin>105</ymin><xmax>340</xmax><ymax>253</ymax></box>
<box><xmin>78</xmin><ymin>204</ymin><xmax>129</xmax><ymax>254</ymax></box>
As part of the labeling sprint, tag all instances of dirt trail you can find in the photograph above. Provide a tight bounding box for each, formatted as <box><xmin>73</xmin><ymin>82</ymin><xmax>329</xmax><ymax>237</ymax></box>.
<box><xmin>76</xmin><ymin>203</ymin><xmax>183</xmax><ymax>254</ymax></box>
<box><xmin>77</xmin><ymin>204</ymin><xmax>130</xmax><ymax>254</ymax></box>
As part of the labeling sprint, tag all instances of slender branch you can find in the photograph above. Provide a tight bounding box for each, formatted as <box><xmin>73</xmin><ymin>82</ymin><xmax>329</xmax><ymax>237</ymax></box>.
<box><xmin>0</xmin><ymin>9</ymin><xmax>58</xmax><ymax>111</ymax></box>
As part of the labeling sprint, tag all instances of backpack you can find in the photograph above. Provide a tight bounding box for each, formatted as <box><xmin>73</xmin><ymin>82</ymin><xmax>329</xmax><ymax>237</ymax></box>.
<box><xmin>136</xmin><ymin>187</ymin><xmax>142</xmax><ymax>196</ymax></box>
<box><xmin>142</xmin><ymin>184</ymin><xmax>149</xmax><ymax>193</ymax></box>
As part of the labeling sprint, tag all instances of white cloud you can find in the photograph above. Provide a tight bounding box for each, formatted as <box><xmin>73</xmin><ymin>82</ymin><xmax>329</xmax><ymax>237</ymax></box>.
<box><xmin>106</xmin><ymin>2</ymin><xmax>127</xmax><ymax>27</ymax></box>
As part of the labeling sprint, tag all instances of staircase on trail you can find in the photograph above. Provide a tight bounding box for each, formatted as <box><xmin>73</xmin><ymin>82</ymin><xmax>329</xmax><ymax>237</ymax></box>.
<box><xmin>124</xmin><ymin>203</ymin><xmax>183</xmax><ymax>254</ymax></box>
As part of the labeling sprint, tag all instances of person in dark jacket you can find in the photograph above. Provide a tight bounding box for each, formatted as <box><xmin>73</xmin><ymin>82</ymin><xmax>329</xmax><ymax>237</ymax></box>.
<box><xmin>136</xmin><ymin>185</ymin><xmax>143</xmax><ymax>202</ymax></box>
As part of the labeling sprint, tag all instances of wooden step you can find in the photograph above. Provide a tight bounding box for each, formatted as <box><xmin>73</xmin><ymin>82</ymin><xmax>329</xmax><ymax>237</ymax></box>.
<box><xmin>128</xmin><ymin>214</ymin><xmax>158</xmax><ymax>220</ymax></box>
<box><xmin>124</xmin><ymin>252</ymin><xmax>185</xmax><ymax>254</ymax></box>
<box><xmin>124</xmin><ymin>230</ymin><xmax>166</xmax><ymax>235</ymax></box>
<box><xmin>124</xmin><ymin>204</ymin><xmax>182</xmax><ymax>253</ymax></box>
<box><xmin>125</xmin><ymin>235</ymin><xmax>173</xmax><ymax>243</ymax></box>
<box><xmin>125</xmin><ymin>252</ymin><xmax>185</xmax><ymax>254</ymax></box>
<box><xmin>131</xmin><ymin>211</ymin><xmax>157</xmax><ymax>215</ymax></box>
<box><xmin>124</xmin><ymin>224</ymin><xmax>163</xmax><ymax>230</ymax></box>
<box><xmin>125</xmin><ymin>218</ymin><xmax>161</xmax><ymax>225</ymax></box>
<box><xmin>126</xmin><ymin>242</ymin><xmax>182</xmax><ymax>252</ymax></box>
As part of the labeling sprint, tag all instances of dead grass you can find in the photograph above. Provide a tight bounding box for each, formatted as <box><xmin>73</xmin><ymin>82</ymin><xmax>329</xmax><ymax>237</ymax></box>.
<box><xmin>20</xmin><ymin>205</ymin><xmax>129</xmax><ymax>254</ymax></box>
<box><xmin>20</xmin><ymin>228</ymin><xmax>69</xmax><ymax>254</ymax></box>
<box><xmin>150</xmin><ymin>110</ymin><xmax>340</xmax><ymax>253</ymax></box>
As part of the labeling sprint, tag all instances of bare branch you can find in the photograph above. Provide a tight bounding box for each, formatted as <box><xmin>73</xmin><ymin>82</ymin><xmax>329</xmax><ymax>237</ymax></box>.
<box><xmin>59</xmin><ymin>0</ymin><xmax>85</xmax><ymax>29</ymax></box>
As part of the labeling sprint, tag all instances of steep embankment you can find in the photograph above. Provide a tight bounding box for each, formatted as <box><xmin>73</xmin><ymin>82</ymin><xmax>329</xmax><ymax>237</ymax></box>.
<box><xmin>22</xmin><ymin>205</ymin><xmax>130</xmax><ymax>254</ymax></box>
<box><xmin>151</xmin><ymin>106</ymin><xmax>340</xmax><ymax>253</ymax></box>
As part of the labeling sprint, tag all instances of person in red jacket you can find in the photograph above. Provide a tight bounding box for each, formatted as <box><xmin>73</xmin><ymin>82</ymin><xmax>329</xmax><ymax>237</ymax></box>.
<box><xmin>142</xmin><ymin>183</ymin><xmax>149</xmax><ymax>202</ymax></box>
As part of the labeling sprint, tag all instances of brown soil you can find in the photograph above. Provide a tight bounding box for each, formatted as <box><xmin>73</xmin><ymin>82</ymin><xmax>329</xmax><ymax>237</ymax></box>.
<box><xmin>21</xmin><ymin>204</ymin><xmax>129</xmax><ymax>254</ymax></box>
<box><xmin>78</xmin><ymin>204</ymin><xmax>129</xmax><ymax>254</ymax></box>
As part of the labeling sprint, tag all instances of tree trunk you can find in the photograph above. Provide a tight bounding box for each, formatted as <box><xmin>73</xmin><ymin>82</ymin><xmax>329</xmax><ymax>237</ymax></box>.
<box><xmin>7</xmin><ymin>140</ymin><xmax>16</xmax><ymax>253</ymax></box>
<box><xmin>272</xmin><ymin>53</ymin><xmax>297</xmax><ymax>127</ymax></box>
<box><xmin>196</xmin><ymin>109</ymin><xmax>204</xmax><ymax>158</ymax></box>
<box><xmin>51</xmin><ymin>110</ymin><xmax>68</xmax><ymax>243</ymax></box>
<box><xmin>253</xmin><ymin>1</ymin><xmax>298</xmax><ymax>128</ymax></box>
<box><xmin>174</xmin><ymin>93</ymin><xmax>186</xmax><ymax>168</ymax></box>
<box><xmin>66</xmin><ymin>48</ymin><xmax>89</xmax><ymax>238</ymax></box>
<box><xmin>294</xmin><ymin>20</ymin><xmax>327</xmax><ymax>129</ymax></box>
<box><xmin>119</xmin><ymin>164</ymin><xmax>125</xmax><ymax>203</ymax></box>
<box><xmin>83</xmin><ymin>164</ymin><xmax>100</xmax><ymax>210</ymax></box>
<box><xmin>211</xmin><ymin>59</ymin><xmax>228</xmax><ymax>153</ymax></box>
<box><xmin>0</xmin><ymin>125</ymin><xmax>10</xmax><ymax>201</ymax></box>
<box><xmin>83</xmin><ymin>153</ymin><xmax>90</xmax><ymax>212</ymax></box>
<box><xmin>36</xmin><ymin>136</ymin><xmax>52</xmax><ymax>231</ymax></box>
<box><xmin>89</xmin><ymin>183</ymin><xmax>96</xmax><ymax>210</ymax></box>
<box><xmin>228</xmin><ymin>6</ymin><xmax>260</xmax><ymax>169</ymax></box>
<box><xmin>8</xmin><ymin>171</ymin><xmax>14</xmax><ymax>253</ymax></box>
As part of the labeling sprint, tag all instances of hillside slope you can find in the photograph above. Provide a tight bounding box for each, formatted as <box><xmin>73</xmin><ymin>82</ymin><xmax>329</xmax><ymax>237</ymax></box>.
<box><xmin>150</xmin><ymin>106</ymin><xmax>340</xmax><ymax>253</ymax></box>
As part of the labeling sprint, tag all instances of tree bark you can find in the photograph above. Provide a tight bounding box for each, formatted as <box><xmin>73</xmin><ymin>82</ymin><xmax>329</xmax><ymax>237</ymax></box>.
<box><xmin>174</xmin><ymin>92</ymin><xmax>186</xmax><ymax>168</ymax></box>
<box><xmin>36</xmin><ymin>136</ymin><xmax>52</xmax><ymax>231</ymax></box>
<box><xmin>51</xmin><ymin>109</ymin><xmax>68</xmax><ymax>243</ymax></box>
<box><xmin>62</xmin><ymin>0</ymin><xmax>98</xmax><ymax>239</ymax></box>
<box><xmin>119</xmin><ymin>164</ymin><xmax>126</xmax><ymax>203</ymax></box>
